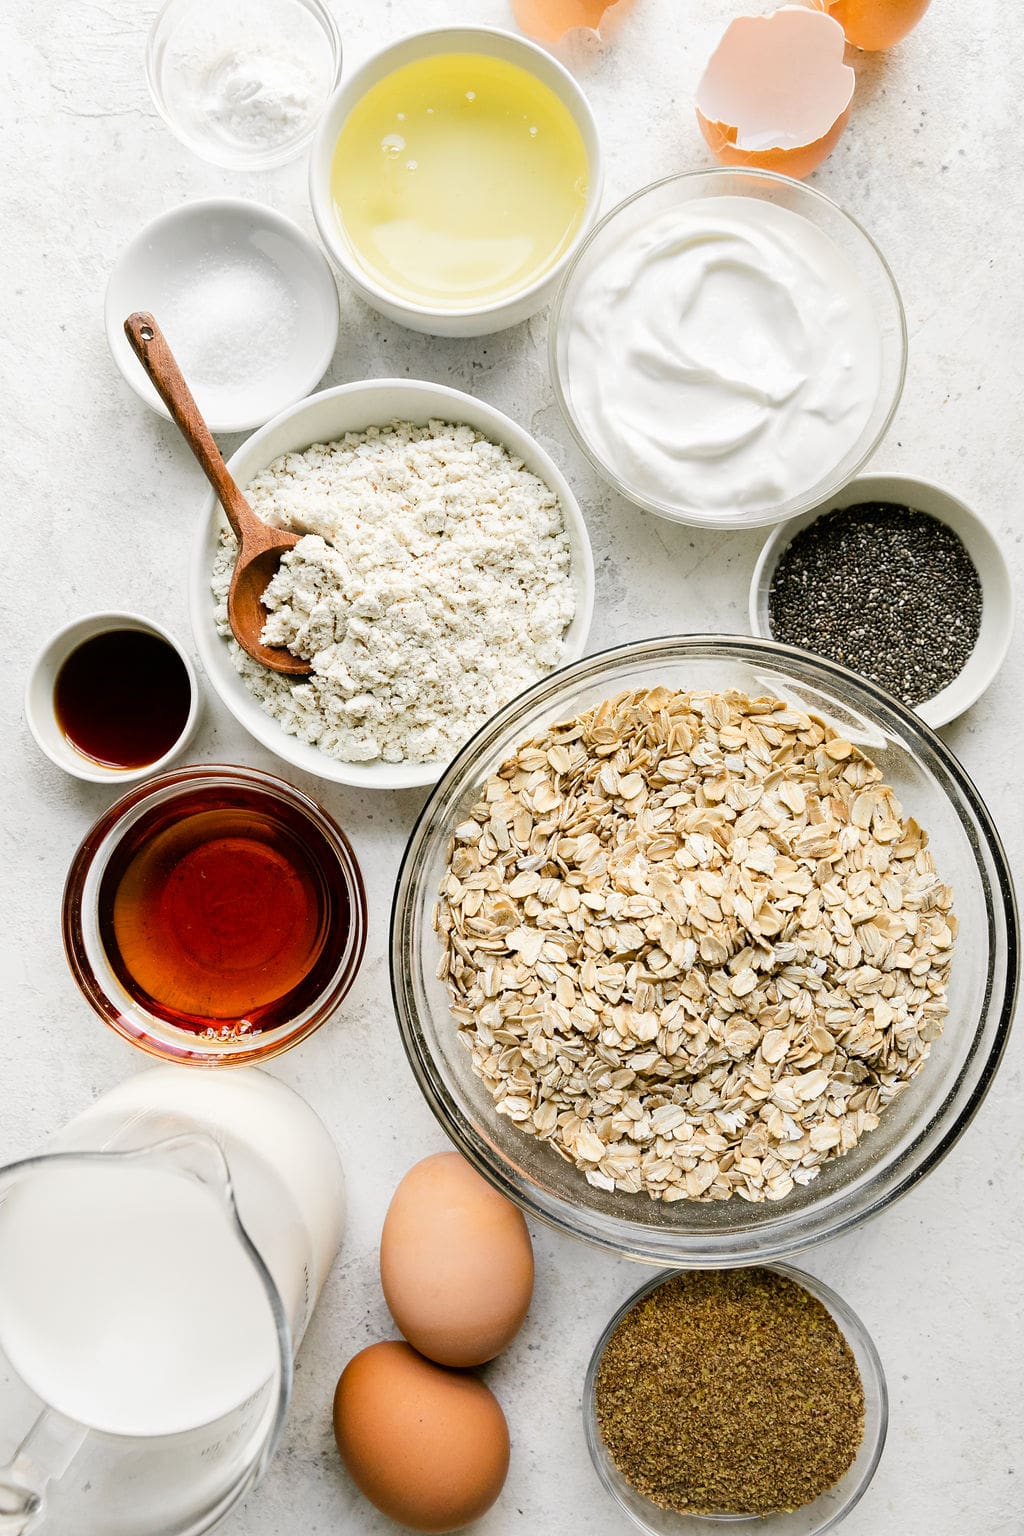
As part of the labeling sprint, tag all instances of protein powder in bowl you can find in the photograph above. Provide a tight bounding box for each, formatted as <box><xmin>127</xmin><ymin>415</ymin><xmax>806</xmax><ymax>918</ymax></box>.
<box><xmin>550</xmin><ymin>169</ymin><xmax>906</xmax><ymax>530</ymax></box>
<box><xmin>189</xmin><ymin>378</ymin><xmax>595</xmax><ymax>791</ymax></box>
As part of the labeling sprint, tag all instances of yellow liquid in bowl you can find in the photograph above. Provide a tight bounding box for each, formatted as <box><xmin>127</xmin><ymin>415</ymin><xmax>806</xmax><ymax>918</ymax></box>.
<box><xmin>331</xmin><ymin>53</ymin><xmax>590</xmax><ymax>310</ymax></box>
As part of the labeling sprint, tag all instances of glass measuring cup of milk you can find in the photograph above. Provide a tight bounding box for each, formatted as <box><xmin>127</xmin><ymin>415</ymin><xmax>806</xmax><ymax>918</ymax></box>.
<box><xmin>0</xmin><ymin>1067</ymin><xmax>344</xmax><ymax>1535</ymax></box>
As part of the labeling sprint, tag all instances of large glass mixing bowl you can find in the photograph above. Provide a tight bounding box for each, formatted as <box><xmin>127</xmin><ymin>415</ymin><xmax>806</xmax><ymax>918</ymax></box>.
<box><xmin>390</xmin><ymin>637</ymin><xmax>1018</xmax><ymax>1265</ymax></box>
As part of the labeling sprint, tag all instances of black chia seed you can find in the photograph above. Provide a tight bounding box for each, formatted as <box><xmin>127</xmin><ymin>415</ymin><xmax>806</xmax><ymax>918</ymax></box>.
<box><xmin>767</xmin><ymin>501</ymin><xmax>983</xmax><ymax>707</ymax></box>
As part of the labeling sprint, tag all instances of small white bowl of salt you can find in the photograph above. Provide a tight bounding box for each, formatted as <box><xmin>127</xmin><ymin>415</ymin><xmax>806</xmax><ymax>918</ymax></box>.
<box><xmin>105</xmin><ymin>199</ymin><xmax>340</xmax><ymax>435</ymax></box>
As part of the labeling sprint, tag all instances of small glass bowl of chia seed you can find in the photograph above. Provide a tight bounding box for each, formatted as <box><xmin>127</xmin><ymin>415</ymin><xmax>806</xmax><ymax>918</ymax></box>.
<box><xmin>750</xmin><ymin>474</ymin><xmax>1014</xmax><ymax>728</ymax></box>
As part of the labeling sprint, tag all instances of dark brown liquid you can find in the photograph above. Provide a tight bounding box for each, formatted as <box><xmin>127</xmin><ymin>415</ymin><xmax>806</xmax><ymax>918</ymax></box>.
<box><xmin>54</xmin><ymin>629</ymin><xmax>192</xmax><ymax>769</ymax></box>
<box><xmin>97</xmin><ymin>785</ymin><xmax>352</xmax><ymax>1036</ymax></box>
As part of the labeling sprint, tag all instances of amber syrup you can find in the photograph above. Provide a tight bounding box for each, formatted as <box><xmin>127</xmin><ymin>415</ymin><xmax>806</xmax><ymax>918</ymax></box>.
<box><xmin>97</xmin><ymin>784</ymin><xmax>351</xmax><ymax>1036</ymax></box>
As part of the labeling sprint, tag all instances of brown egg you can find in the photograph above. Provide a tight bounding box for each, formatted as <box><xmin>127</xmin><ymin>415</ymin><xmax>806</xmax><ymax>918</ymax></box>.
<box><xmin>695</xmin><ymin>7</ymin><xmax>855</xmax><ymax>180</ymax></box>
<box><xmin>819</xmin><ymin>0</ymin><xmax>931</xmax><ymax>51</ymax></box>
<box><xmin>512</xmin><ymin>0</ymin><xmax>624</xmax><ymax>44</ymax></box>
<box><xmin>332</xmin><ymin>1341</ymin><xmax>510</xmax><ymax>1533</ymax></box>
<box><xmin>380</xmin><ymin>1152</ymin><xmax>534</xmax><ymax>1367</ymax></box>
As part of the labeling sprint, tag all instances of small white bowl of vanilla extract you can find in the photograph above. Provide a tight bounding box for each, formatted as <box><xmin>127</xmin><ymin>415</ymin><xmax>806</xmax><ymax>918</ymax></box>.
<box><xmin>25</xmin><ymin>612</ymin><xmax>199</xmax><ymax>783</ymax></box>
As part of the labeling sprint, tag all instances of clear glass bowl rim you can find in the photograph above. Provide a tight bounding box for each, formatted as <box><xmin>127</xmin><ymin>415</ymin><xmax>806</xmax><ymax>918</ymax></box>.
<box><xmin>63</xmin><ymin>763</ymin><xmax>367</xmax><ymax>1066</ymax></box>
<box><xmin>390</xmin><ymin>633</ymin><xmax>1019</xmax><ymax>1263</ymax></box>
<box><xmin>582</xmin><ymin>1262</ymin><xmax>888</xmax><ymax>1536</ymax></box>
<box><xmin>145</xmin><ymin>0</ymin><xmax>343</xmax><ymax>171</ymax></box>
<box><xmin>547</xmin><ymin>168</ymin><xmax>909</xmax><ymax>530</ymax></box>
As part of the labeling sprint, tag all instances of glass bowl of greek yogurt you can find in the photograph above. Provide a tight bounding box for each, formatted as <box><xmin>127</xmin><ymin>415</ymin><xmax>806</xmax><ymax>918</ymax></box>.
<box><xmin>549</xmin><ymin>170</ymin><xmax>907</xmax><ymax>530</ymax></box>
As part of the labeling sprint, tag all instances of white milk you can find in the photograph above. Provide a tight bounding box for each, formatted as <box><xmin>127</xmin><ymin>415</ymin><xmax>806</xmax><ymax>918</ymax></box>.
<box><xmin>50</xmin><ymin>1067</ymin><xmax>345</xmax><ymax>1347</ymax></box>
<box><xmin>0</xmin><ymin>1161</ymin><xmax>279</xmax><ymax>1437</ymax></box>
<box><xmin>0</xmin><ymin>1068</ymin><xmax>344</xmax><ymax>1440</ymax></box>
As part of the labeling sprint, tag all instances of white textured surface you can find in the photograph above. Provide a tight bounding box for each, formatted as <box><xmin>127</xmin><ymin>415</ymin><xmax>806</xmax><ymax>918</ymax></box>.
<box><xmin>0</xmin><ymin>2</ymin><xmax>1020</xmax><ymax>1534</ymax></box>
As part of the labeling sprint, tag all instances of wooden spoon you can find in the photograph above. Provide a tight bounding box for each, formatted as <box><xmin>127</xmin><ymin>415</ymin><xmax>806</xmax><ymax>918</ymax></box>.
<box><xmin>124</xmin><ymin>311</ymin><xmax>312</xmax><ymax>678</ymax></box>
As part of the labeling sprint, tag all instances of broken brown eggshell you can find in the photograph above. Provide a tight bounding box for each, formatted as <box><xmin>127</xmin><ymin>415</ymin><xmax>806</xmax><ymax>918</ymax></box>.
<box><xmin>695</xmin><ymin>5</ymin><xmax>855</xmax><ymax>179</ymax></box>
<box><xmin>512</xmin><ymin>0</ymin><xmax>630</xmax><ymax>46</ymax></box>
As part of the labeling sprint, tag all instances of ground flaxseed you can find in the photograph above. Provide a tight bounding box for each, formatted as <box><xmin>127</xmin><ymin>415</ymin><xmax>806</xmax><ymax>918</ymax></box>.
<box><xmin>594</xmin><ymin>1269</ymin><xmax>865</xmax><ymax>1516</ymax></box>
<box><xmin>767</xmin><ymin>501</ymin><xmax>983</xmax><ymax>707</ymax></box>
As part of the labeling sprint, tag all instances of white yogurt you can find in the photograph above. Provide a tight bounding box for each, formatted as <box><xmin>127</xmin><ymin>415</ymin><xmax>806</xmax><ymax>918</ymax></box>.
<box><xmin>563</xmin><ymin>196</ymin><xmax>882</xmax><ymax>519</ymax></box>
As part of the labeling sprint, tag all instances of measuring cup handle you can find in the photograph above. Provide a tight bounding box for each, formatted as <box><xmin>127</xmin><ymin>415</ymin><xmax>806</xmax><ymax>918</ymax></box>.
<box><xmin>0</xmin><ymin>1410</ymin><xmax>87</xmax><ymax>1533</ymax></box>
<box><xmin>0</xmin><ymin>1478</ymin><xmax>39</xmax><ymax>1534</ymax></box>
<box><xmin>0</xmin><ymin>1478</ymin><xmax>40</xmax><ymax>1534</ymax></box>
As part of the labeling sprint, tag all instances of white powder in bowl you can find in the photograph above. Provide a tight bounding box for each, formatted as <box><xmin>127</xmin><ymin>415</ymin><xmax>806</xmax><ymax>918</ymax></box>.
<box><xmin>161</xmin><ymin>250</ymin><xmax>298</xmax><ymax>393</ymax></box>
<box><xmin>210</xmin><ymin>421</ymin><xmax>578</xmax><ymax>766</ymax></box>
<box><xmin>201</xmin><ymin>50</ymin><xmax>319</xmax><ymax>150</ymax></box>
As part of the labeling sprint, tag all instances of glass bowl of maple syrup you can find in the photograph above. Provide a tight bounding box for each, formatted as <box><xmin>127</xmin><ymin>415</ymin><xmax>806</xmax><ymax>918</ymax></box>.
<box><xmin>62</xmin><ymin>765</ymin><xmax>367</xmax><ymax>1064</ymax></box>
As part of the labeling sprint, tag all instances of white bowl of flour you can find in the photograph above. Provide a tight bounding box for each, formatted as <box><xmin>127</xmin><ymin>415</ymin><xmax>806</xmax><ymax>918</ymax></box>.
<box><xmin>190</xmin><ymin>379</ymin><xmax>594</xmax><ymax>790</ymax></box>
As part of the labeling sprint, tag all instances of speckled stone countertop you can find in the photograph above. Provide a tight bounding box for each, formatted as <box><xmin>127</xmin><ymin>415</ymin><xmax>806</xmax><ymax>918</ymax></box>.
<box><xmin>1</xmin><ymin>2</ymin><xmax>1020</xmax><ymax>1532</ymax></box>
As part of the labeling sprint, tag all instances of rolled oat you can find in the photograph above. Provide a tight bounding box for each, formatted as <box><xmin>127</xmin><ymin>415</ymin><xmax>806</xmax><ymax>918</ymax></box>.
<box><xmin>433</xmin><ymin>687</ymin><xmax>955</xmax><ymax>1203</ymax></box>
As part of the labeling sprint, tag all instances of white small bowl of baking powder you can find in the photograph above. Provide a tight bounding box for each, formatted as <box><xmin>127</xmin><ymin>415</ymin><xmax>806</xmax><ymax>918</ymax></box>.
<box><xmin>105</xmin><ymin>199</ymin><xmax>340</xmax><ymax>435</ymax></box>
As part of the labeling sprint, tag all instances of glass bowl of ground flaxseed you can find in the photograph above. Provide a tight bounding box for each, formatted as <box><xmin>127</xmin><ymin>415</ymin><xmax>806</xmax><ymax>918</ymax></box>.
<box><xmin>583</xmin><ymin>1265</ymin><xmax>887</xmax><ymax>1535</ymax></box>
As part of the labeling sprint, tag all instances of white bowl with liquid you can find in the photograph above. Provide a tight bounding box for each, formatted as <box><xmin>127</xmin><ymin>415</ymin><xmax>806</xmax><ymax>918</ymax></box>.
<box><xmin>309</xmin><ymin>26</ymin><xmax>603</xmax><ymax>337</ymax></box>
<box><xmin>24</xmin><ymin>611</ymin><xmax>199</xmax><ymax>784</ymax></box>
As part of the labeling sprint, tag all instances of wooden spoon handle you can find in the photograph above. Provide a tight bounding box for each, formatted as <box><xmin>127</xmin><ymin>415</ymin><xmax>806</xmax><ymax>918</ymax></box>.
<box><xmin>124</xmin><ymin>311</ymin><xmax>253</xmax><ymax>542</ymax></box>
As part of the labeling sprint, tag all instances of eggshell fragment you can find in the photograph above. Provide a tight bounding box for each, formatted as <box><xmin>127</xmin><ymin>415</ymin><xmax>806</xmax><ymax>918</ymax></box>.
<box><xmin>380</xmin><ymin>1151</ymin><xmax>534</xmax><ymax>1367</ymax></box>
<box><xmin>696</xmin><ymin>6</ymin><xmax>855</xmax><ymax>180</ymax></box>
<box><xmin>816</xmin><ymin>0</ymin><xmax>931</xmax><ymax>51</ymax></box>
<box><xmin>512</xmin><ymin>0</ymin><xmax>625</xmax><ymax>45</ymax></box>
<box><xmin>333</xmin><ymin>1342</ymin><xmax>510</xmax><ymax>1534</ymax></box>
